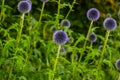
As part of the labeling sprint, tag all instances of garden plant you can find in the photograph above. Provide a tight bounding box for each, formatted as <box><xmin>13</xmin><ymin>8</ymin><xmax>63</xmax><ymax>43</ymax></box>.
<box><xmin>0</xmin><ymin>0</ymin><xmax>120</xmax><ymax>80</ymax></box>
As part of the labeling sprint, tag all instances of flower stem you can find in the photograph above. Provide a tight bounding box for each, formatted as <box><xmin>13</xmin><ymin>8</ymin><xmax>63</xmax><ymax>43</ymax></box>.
<box><xmin>52</xmin><ymin>45</ymin><xmax>61</xmax><ymax>80</ymax></box>
<box><xmin>39</xmin><ymin>2</ymin><xmax>45</xmax><ymax>23</ymax></box>
<box><xmin>8</xmin><ymin>13</ymin><xmax>25</xmax><ymax>80</ymax></box>
<box><xmin>8</xmin><ymin>65</ymin><xmax>13</xmax><ymax>80</ymax></box>
<box><xmin>15</xmin><ymin>13</ymin><xmax>25</xmax><ymax>55</ymax></box>
<box><xmin>65</xmin><ymin>0</ymin><xmax>76</xmax><ymax>19</ymax></box>
<box><xmin>0</xmin><ymin>0</ymin><xmax>5</xmax><ymax>21</ymax></box>
<box><xmin>56</xmin><ymin>0</ymin><xmax>61</xmax><ymax>28</ymax></box>
<box><xmin>78</xmin><ymin>21</ymin><xmax>93</xmax><ymax>63</ymax></box>
<box><xmin>118</xmin><ymin>74</ymin><xmax>120</xmax><ymax>80</ymax></box>
<box><xmin>99</xmin><ymin>30</ymin><xmax>110</xmax><ymax>67</ymax></box>
<box><xmin>96</xmin><ymin>30</ymin><xmax>110</xmax><ymax>79</ymax></box>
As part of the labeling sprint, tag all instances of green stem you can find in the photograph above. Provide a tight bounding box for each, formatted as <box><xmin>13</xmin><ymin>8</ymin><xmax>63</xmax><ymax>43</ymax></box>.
<box><xmin>78</xmin><ymin>21</ymin><xmax>93</xmax><ymax>63</ymax></box>
<box><xmin>52</xmin><ymin>45</ymin><xmax>61</xmax><ymax>80</ymax></box>
<box><xmin>43</xmin><ymin>24</ymin><xmax>47</xmax><ymax>39</ymax></box>
<box><xmin>39</xmin><ymin>2</ymin><xmax>45</xmax><ymax>23</ymax></box>
<box><xmin>89</xmin><ymin>42</ymin><xmax>93</xmax><ymax>52</ymax></box>
<box><xmin>56</xmin><ymin>0</ymin><xmax>61</xmax><ymax>28</ymax></box>
<box><xmin>96</xmin><ymin>30</ymin><xmax>110</xmax><ymax>79</ymax></box>
<box><xmin>99</xmin><ymin>30</ymin><xmax>110</xmax><ymax>67</ymax></box>
<box><xmin>118</xmin><ymin>74</ymin><xmax>120</xmax><ymax>80</ymax></box>
<box><xmin>83</xmin><ymin>21</ymin><xmax>93</xmax><ymax>50</ymax></box>
<box><xmin>8</xmin><ymin>13</ymin><xmax>25</xmax><ymax>80</ymax></box>
<box><xmin>65</xmin><ymin>0</ymin><xmax>76</xmax><ymax>19</ymax></box>
<box><xmin>71</xmin><ymin>35</ymin><xmax>83</xmax><ymax>64</ymax></box>
<box><xmin>0</xmin><ymin>0</ymin><xmax>5</xmax><ymax>21</ymax></box>
<box><xmin>8</xmin><ymin>65</ymin><xmax>13</xmax><ymax>80</ymax></box>
<box><xmin>85</xmin><ymin>42</ymin><xmax>93</xmax><ymax>63</ymax></box>
<box><xmin>15</xmin><ymin>13</ymin><xmax>25</xmax><ymax>55</ymax></box>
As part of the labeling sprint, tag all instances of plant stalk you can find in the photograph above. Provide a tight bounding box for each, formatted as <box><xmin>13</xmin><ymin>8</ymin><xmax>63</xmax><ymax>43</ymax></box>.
<box><xmin>52</xmin><ymin>45</ymin><xmax>61</xmax><ymax>80</ymax></box>
<box><xmin>78</xmin><ymin>21</ymin><xmax>93</xmax><ymax>63</ymax></box>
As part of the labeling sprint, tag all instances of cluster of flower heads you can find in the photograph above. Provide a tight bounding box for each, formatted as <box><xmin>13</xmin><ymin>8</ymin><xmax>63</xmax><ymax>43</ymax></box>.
<box><xmin>53</xmin><ymin>19</ymin><xmax>71</xmax><ymax>45</ymax></box>
<box><xmin>17</xmin><ymin>0</ymin><xmax>120</xmax><ymax>73</ymax></box>
<box><xmin>18</xmin><ymin>0</ymin><xmax>32</xmax><ymax>14</ymax></box>
<box><xmin>17</xmin><ymin>0</ymin><xmax>118</xmax><ymax>53</ymax></box>
<box><xmin>87</xmin><ymin>8</ymin><xmax>117</xmax><ymax>31</ymax></box>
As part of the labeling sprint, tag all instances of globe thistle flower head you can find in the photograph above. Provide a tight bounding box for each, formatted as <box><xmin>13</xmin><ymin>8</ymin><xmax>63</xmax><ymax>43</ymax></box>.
<box><xmin>88</xmin><ymin>32</ymin><xmax>97</xmax><ymax>43</ymax></box>
<box><xmin>103</xmin><ymin>18</ymin><xmax>117</xmax><ymax>31</ymax></box>
<box><xmin>18</xmin><ymin>0</ymin><xmax>32</xmax><ymax>14</ymax></box>
<box><xmin>40</xmin><ymin>0</ymin><xmax>49</xmax><ymax>3</ymax></box>
<box><xmin>53</xmin><ymin>30</ymin><xmax>69</xmax><ymax>45</ymax></box>
<box><xmin>87</xmin><ymin>8</ymin><xmax>100</xmax><ymax>21</ymax></box>
<box><xmin>115</xmin><ymin>59</ymin><xmax>120</xmax><ymax>70</ymax></box>
<box><xmin>60</xmin><ymin>19</ymin><xmax>71</xmax><ymax>28</ymax></box>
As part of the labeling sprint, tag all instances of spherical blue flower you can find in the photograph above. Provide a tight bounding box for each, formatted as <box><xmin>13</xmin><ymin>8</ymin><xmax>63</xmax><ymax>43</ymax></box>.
<box><xmin>40</xmin><ymin>0</ymin><xmax>49</xmax><ymax>3</ymax></box>
<box><xmin>88</xmin><ymin>32</ymin><xmax>97</xmax><ymax>43</ymax></box>
<box><xmin>115</xmin><ymin>59</ymin><xmax>120</xmax><ymax>70</ymax></box>
<box><xmin>87</xmin><ymin>8</ymin><xmax>100</xmax><ymax>21</ymax></box>
<box><xmin>53</xmin><ymin>30</ymin><xmax>68</xmax><ymax>45</ymax></box>
<box><xmin>18</xmin><ymin>0</ymin><xmax>32</xmax><ymax>13</ymax></box>
<box><xmin>103</xmin><ymin>18</ymin><xmax>117</xmax><ymax>31</ymax></box>
<box><xmin>60</xmin><ymin>19</ymin><xmax>71</xmax><ymax>28</ymax></box>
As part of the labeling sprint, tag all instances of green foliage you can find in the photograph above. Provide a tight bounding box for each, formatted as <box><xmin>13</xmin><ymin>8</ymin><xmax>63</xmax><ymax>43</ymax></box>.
<box><xmin>0</xmin><ymin>0</ymin><xmax>120</xmax><ymax>80</ymax></box>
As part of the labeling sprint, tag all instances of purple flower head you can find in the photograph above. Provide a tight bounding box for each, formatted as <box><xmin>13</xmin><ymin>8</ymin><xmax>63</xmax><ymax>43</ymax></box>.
<box><xmin>88</xmin><ymin>32</ymin><xmax>97</xmax><ymax>43</ymax></box>
<box><xmin>103</xmin><ymin>18</ymin><xmax>117</xmax><ymax>31</ymax></box>
<box><xmin>18</xmin><ymin>0</ymin><xmax>32</xmax><ymax>13</ymax></box>
<box><xmin>53</xmin><ymin>30</ymin><xmax>68</xmax><ymax>45</ymax></box>
<box><xmin>87</xmin><ymin>8</ymin><xmax>100</xmax><ymax>21</ymax></box>
<box><xmin>61</xmin><ymin>19</ymin><xmax>71</xmax><ymax>28</ymax></box>
<box><xmin>115</xmin><ymin>59</ymin><xmax>120</xmax><ymax>70</ymax></box>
